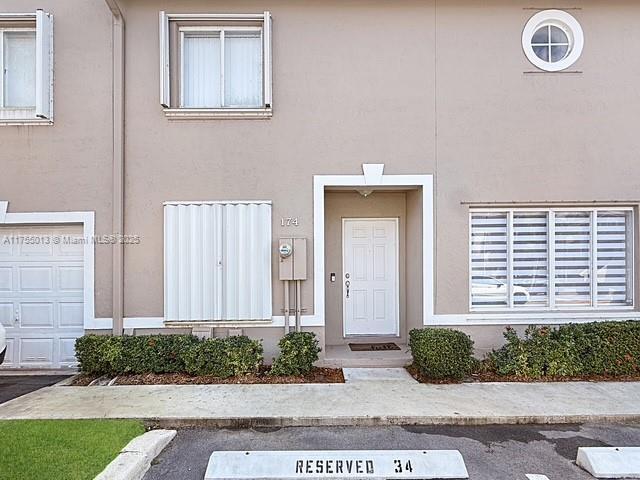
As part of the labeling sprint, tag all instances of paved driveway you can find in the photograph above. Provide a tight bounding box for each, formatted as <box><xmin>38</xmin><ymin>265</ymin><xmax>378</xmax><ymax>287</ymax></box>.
<box><xmin>144</xmin><ymin>424</ymin><xmax>640</xmax><ymax>480</ymax></box>
<box><xmin>0</xmin><ymin>376</ymin><xmax>70</xmax><ymax>404</ymax></box>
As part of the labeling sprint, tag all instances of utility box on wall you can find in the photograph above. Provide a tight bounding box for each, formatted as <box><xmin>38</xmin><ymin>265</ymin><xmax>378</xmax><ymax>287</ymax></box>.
<box><xmin>278</xmin><ymin>237</ymin><xmax>307</xmax><ymax>280</ymax></box>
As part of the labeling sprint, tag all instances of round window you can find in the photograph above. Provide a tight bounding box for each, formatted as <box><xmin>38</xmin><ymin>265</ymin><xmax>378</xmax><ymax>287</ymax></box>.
<box><xmin>522</xmin><ymin>10</ymin><xmax>584</xmax><ymax>72</ymax></box>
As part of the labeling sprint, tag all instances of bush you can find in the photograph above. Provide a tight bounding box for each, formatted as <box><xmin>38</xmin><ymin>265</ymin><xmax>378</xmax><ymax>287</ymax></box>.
<box><xmin>489</xmin><ymin>321</ymin><xmax>640</xmax><ymax>378</ymax></box>
<box><xmin>75</xmin><ymin>335</ymin><xmax>114</xmax><ymax>375</ymax></box>
<box><xmin>409</xmin><ymin>328</ymin><xmax>475</xmax><ymax>380</ymax></box>
<box><xmin>183</xmin><ymin>336</ymin><xmax>263</xmax><ymax>378</ymax></box>
<box><xmin>118</xmin><ymin>335</ymin><xmax>200</xmax><ymax>374</ymax></box>
<box><xmin>270</xmin><ymin>332</ymin><xmax>321</xmax><ymax>376</ymax></box>
<box><xmin>75</xmin><ymin>334</ymin><xmax>261</xmax><ymax>377</ymax></box>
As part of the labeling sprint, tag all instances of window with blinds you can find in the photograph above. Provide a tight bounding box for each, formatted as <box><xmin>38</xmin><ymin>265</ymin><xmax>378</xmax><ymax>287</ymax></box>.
<box><xmin>470</xmin><ymin>208</ymin><xmax>634</xmax><ymax>310</ymax></box>
<box><xmin>164</xmin><ymin>201</ymin><xmax>272</xmax><ymax>322</ymax></box>
<box><xmin>159</xmin><ymin>12</ymin><xmax>273</xmax><ymax>114</ymax></box>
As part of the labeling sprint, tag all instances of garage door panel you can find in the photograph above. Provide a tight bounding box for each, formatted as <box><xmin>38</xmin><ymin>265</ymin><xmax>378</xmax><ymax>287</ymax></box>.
<box><xmin>59</xmin><ymin>338</ymin><xmax>78</xmax><ymax>364</ymax></box>
<box><xmin>0</xmin><ymin>240</ymin><xmax>13</xmax><ymax>256</ymax></box>
<box><xmin>0</xmin><ymin>303</ymin><xmax>13</xmax><ymax>327</ymax></box>
<box><xmin>59</xmin><ymin>241</ymin><xmax>84</xmax><ymax>257</ymax></box>
<box><xmin>19</xmin><ymin>338</ymin><xmax>54</xmax><ymax>366</ymax></box>
<box><xmin>1</xmin><ymin>225</ymin><xmax>84</xmax><ymax>369</ymax></box>
<box><xmin>0</xmin><ymin>267</ymin><xmax>12</xmax><ymax>291</ymax></box>
<box><xmin>2</xmin><ymin>338</ymin><xmax>16</xmax><ymax>366</ymax></box>
<box><xmin>19</xmin><ymin>266</ymin><xmax>54</xmax><ymax>291</ymax></box>
<box><xmin>59</xmin><ymin>303</ymin><xmax>83</xmax><ymax>328</ymax></box>
<box><xmin>18</xmin><ymin>241</ymin><xmax>54</xmax><ymax>257</ymax></box>
<box><xmin>20</xmin><ymin>302</ymin><xmax>54</xmax><ymax>328</ymax></box>
<box><xmin>59</xmin><ymin>266</ymin><xmax>83</xmax><ymax>292</ymax></box>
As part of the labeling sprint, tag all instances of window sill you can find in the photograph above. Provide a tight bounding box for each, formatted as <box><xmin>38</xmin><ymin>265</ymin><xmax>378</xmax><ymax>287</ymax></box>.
<box><xmin>163</xmin><ymin>107</ymin><xmax>272</xmax><ymax>120</ymax></box>
<box><xmin>0</xmin><ymin>118</ymin><xmax>53</xmax><ymax>126</ymax></box>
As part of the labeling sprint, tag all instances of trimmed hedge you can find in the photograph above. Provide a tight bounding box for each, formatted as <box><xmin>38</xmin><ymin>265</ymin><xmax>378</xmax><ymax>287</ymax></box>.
<box><xmin>489</xmin><ymin>321</ymin><xmax>640</xmax><ymax>378</ymax></box>
<box><xmin>270</xmin><ymin>332</ymin><xmax>321</xmax><ymax>376</ymax></box>
<box><xmin>183</xmin><ymin>336</ymin><xmax>263</xmax><ymax>377</ymax></box>
<box><xmin>409</xmin><ymin>328</ymin><xmax>475</xmax><ymax>380</ymax></box>
<box><xmin>75</xmin><ymin>334</ymin><xmax>263</xmax><ymax>378</ymax></box>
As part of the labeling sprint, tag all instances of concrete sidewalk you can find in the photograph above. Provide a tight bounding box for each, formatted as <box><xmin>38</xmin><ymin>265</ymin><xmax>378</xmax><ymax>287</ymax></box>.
<box><xmin>1</xmin><ymin>380</ymin><xmax>639</xmax><ymax>427</ymax></box>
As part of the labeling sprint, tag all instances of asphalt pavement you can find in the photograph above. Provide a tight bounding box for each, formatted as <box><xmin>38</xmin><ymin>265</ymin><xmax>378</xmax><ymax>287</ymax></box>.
<box><xmin>0</xmin><ymin>375</ymin><xmax>70</xmax><ymax>404</ymax></box>
<box><xmin>143</xmin><ymin>423</ymin><xmax>640</xmax><ymax>480</ymax></box>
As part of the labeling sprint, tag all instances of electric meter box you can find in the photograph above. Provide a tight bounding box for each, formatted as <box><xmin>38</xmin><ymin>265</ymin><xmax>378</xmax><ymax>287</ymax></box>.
<box><xmin>278</xmin><ymin>237</ymin><xmax>307</xmax><ymax>281</ymax></box>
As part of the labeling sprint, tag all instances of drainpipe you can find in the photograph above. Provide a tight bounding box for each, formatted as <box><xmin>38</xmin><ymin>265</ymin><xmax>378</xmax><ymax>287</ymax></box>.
<box><xmin>104</xmin><ymin>0</ymin><xmax>125</xmax><ymax>336</ymax></box>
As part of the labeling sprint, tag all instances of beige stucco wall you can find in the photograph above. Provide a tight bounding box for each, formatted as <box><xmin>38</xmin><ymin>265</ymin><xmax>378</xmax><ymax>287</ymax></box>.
<box><xmin>119</xmin><ymin>0</ymin><xmax>437</xmax><ymax>318</ymax></box>
<box><xmin>118</xmin><ymin>0</ymin><xmax>640</xmax><ymax>323</ymax></box>
<box><xmin>4</xmin><ymin>0</ymin><xmax>640</xmax><ymax>351</ymax></box>
<box><xmin>0</xmin><ymin>0</ymin><xmax>114</xmax><ymax>318</ymax></box>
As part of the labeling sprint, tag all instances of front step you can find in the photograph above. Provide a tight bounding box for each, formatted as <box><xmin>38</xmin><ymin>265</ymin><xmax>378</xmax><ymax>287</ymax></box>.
<box><xmin>320</xmin><ymin>345</ymin><xmax>412</xmax><ymax>368</ymax></box>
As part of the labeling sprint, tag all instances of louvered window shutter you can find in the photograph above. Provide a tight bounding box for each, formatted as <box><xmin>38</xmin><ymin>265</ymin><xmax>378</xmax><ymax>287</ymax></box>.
<box><xmin>164</xmin><ymin>202</ymin><xmax>272</xmax><ymax>321</ymax></box>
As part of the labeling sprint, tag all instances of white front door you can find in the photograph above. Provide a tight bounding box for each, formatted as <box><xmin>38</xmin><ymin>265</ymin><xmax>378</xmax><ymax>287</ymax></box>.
<box><xmin>0</xmin><ymin>225</ymin><xmax>84</xmax><ymax>369</ymax></box>
<box><xmin>342</xmin><ymin>218</ymin><xmax>399</xmax><ymax>336</ymax></box>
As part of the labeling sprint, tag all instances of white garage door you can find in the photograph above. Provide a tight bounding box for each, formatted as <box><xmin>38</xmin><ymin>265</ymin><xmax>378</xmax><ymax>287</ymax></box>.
<box><xmin>0</xmin><ymin>225</ymin><xmax>84</xmax><ymax>369</ymax></box>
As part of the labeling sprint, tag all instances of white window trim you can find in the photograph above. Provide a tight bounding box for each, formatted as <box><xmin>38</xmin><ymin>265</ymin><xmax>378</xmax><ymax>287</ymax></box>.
<box><xmin>159</xmin><ymin>11</ymin><xmax>272</xmax><ymax>120</ymax></box>
<box><xmin>0</xmin><ymin>11</ymin><xmax>53</xmax><ymax>125</ymax></box>
<box><xmin>469</xmin><ymin>206</ymin><xmax>635</xmax><ymax>313</ymax></box>
<box><xmin>522</xmin><ymin>9</ymin><xmax>584</xmax><ymax>72</ymax></box>
<box><xmin>313</xmin><ymin>168</ymin><xmax>436</xmax><ymax>328</ymax></box>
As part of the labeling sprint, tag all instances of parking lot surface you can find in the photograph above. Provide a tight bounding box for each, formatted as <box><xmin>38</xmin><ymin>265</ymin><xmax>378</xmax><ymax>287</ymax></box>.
<box><xmin>0</xmin><ymin>375</ymin><xmax>70</xmax><ymax>404</ymax></box>
<box><xmin>144</xmin><ymin>423</ymin><xmax>640</xmax><ymax>480</ymax></box>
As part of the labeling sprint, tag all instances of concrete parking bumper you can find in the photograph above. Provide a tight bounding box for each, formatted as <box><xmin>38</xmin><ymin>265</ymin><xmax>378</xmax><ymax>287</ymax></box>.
<box><xmin>95</xmin><ymin>429</ymin><xmax>176</xmax><ymax>480</ymax></box>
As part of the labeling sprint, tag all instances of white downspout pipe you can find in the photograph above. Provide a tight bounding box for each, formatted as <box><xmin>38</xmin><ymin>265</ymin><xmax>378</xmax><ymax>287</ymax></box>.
<box><xmin>104</xmin><ymin>0</ymin><xmax>125</xmax><ymax>336</ymax></box>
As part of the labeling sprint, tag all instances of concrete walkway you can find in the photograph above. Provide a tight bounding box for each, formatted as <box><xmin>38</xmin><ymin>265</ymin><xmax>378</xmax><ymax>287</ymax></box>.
<box><xmin>1</xmin><ymin>380</ymin><xmax>639</xmax><ymax>427</ymax></box>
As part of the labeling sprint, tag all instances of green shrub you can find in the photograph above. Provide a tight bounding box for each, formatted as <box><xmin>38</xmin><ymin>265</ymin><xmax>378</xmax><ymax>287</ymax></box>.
<box><xmin>270</xmin><ymin>332</ymin><xmax>321</xmax><ymax>376</ymax></box>
<box><xmin>75</xmin><ymin>334</ymin><xmax>200</xmax><ymax>376</ymax></box>
<box><xmin>75</xmin><ymin>335</ymin><xmax>113</xmax><ymax>375</ymax></box>
<box><xmin>183</xmin><ymin>336</ymin><xmax>263</xmax><ymax>378</ymax></box>
<box><xmin>489</xmin><ymin>321</ymin><xmax>640</xmax><ymax>378</ymax></box>
<box><xmin>409</xmin><ymin>328</ymin><xmax>475</xmax><ymax>380</ymax></box>
<box><xmin>120</xmin><ymin>335</ymin><xmax>200</xmax><ymax>374</ymax></box>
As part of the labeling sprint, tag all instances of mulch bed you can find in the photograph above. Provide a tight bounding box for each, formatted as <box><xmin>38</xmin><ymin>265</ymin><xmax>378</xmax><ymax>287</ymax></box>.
<box><xmin>406</xmin><ymin>364</ymin><xmax>640</xmax><ymax>384</ymax></box>
<box><xmin>71</xmin><ymin>367</ymin><xmax>344</xmax><ymax>386</ymax></box>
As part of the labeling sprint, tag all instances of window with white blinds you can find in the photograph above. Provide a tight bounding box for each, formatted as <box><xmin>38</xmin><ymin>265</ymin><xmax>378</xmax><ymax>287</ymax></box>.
<box><xmin>0</xmin><ymin>10</ymin><xmax>53</xmax><ymax>121</ymax></box>
<box><xmin>164</xmin><ymin>201</ymin><xmax>272</xmax><ymax>322</ymax></box>
<box><xmin>470</xmin><ymin>208</ymin><xmax>634</xmax><ymax>310</ymax></box>
<box><xmin>160</xmin><ymin>12</ymin><xmax>272</xmax><ymax>113</ymax></box>
<box><xmin>180</xmin><ymin>28</ymin><xmax>263</xmax><ymax>108</ymax></box>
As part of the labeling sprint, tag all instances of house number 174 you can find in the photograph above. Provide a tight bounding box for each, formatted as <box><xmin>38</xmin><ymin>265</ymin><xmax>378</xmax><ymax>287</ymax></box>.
<box><xmin>280</xmin><ymin>217</ymin><xmax>299</xmax><ymax>227</ymax></box>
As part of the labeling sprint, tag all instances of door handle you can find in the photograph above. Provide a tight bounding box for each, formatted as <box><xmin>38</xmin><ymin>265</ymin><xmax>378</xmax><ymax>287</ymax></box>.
<box><xmin>345</xmin><ymin>280</ymin><xmax>350</xmax><ymax>298</ymax></box>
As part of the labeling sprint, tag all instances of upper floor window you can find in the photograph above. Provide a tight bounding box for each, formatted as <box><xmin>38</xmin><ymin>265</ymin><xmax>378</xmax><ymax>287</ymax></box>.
<box><xmin>159</xmin><ymin>12</ymin><xmax>272</xmax><ymax>119</ymax></box>
<box><xmin>522</xmin><ymin>10</ymin><xmax>584</xmax><ymax>72</ymax></box>
<box><xmin>470</xmin><ymin>208</ymin><xmax>634</xmax><ymax>311</ymax></box>
<box><xmin>0</xmin><ymin>10</ymin><xmax>53</xmax><ymax>123</ymax></box>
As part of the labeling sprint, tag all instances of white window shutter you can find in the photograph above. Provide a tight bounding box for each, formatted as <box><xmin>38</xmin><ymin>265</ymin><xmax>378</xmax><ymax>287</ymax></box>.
<box><xmin>263</xmin><ymin>11</ymin><xmax>272</xmax><ymax>107</ymax></box>
<box><xmin>159</xmin><ymin>11</ymin><xmax>170</xmax><ymax>107</ymax></box>
<box><xmin>35</xmin><ymin>9</ymin><xmax>53</xmax><ymax>119</ymax></box>
<box><xmin>164</xmin><ymin>202</ymin><xmax>272</xmax><ymax>321</ymax></box>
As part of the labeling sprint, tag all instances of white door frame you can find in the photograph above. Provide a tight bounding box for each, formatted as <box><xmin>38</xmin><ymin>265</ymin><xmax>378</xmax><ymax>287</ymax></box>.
<box><xmin>0</xmin><ymin>202</ymin><xmax>95</xmax><ymax>328</ymax></box>
<box><xmin>314</xmin><ymin>166</ymin><xmax>435</xmax><ymax>327</ymax></box>
<box><xmin>342</xmin><ymin>217</ymin><xmax>400</xmax><ymax>337</ymax></box>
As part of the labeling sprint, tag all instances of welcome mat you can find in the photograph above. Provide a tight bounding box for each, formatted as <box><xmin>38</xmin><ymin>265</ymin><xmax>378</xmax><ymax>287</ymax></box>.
<box><xmin>349</xmin><ymin>342</ymin><xmax>401</xmax><ymax>352</ymax></box>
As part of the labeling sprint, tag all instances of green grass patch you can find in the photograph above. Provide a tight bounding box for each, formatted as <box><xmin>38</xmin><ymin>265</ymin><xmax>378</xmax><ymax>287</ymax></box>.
<box><xmin>0</xmin><ymin>419</ymin><xmax>145</xmax><ymax>480</ymax></box>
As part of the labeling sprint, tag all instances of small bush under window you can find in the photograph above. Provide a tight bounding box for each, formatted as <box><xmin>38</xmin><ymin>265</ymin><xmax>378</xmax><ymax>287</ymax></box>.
<box><xmin>409</xmin><ymin>328</ymin><xmax>476</xmax><ymax>380</ymax></box>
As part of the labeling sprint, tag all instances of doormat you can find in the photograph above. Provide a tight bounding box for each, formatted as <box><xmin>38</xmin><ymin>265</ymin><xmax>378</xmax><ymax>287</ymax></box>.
<box><xmin>348</xmin><ymin>342</ymin><xmax>401</xmax><ymax>352</ymax></box>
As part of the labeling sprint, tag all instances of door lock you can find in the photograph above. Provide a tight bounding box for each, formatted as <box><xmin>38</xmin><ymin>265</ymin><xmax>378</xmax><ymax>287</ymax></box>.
<box><xmin>345</xmin><ymin>280</ymin><xmax>350</xmax><ymax>298</ymax></box>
